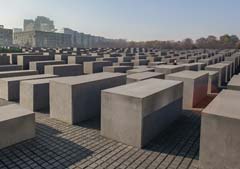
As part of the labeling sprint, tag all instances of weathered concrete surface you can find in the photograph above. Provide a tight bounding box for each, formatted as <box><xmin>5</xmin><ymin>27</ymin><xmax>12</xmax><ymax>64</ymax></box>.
<box><xmin>0</xmin><ymin>70</ymin><xmax>38</xmax><ymax>78</ymax></box>
<box><xmin>127</xmin><ymin>72</ymin><xmax>164</xmax><ymax>83</ymax></box>
<box><xmin>205</xmin><ymin>64</ymin><xmax>227</xmax><ymax>87</ymax></box>
<box><xmin>29</xmin><ymin>60</ymin><xmax>65</xmax><ymax>74</ymax></box>
<box><xmin>44</xmin><ymin>64</ymin><xmax>83</xmax><ymax>76</ymax></box>
<box><xmin>68</xmin><ymin>56</ymin><xmax>101</xmax><ymax>64</ymax></box>
<box><xmin>166</xmin><ymin>70</ymin><xmax>208</xmax><ymax>109</ymax></box>
<box><xmin>50</xmin><ymin>72</ymin><xmax>126</xmax><ymax>124</ymax></box>
<box><xmin>200</xmin><ymin>90</ymin><xmax>240</xmax><ymax>169</ymax></box>
<box><xmin>0</xmin><ymin>104</ymin><xmax>35</xmax><ymax>149</ymax></box>
<box><xmin>0</xmin><ymin>74</ymin><xmax>57</xmax><ymax>101</ymax></box>
<box><xmin>101</xmin><ymin>78</ymin><xmax>183</xmax><ymax>148</ymax></box>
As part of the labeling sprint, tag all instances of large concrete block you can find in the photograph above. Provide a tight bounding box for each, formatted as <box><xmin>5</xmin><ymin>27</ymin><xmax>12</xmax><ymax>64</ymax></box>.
<box><xmin>17</xmin><ymin>55</ymin><xmax>54</xmax><ymax>69</ymax></box>
<box><xmin>103</xmin><ymin>66</ymin><xmax>133</xmax><ymax>73</ymax></box>
<box><xmin>83</xmin><ymin>61</ymin><xmax>112</xmax><ymax>74</ymax></box>
<box><xmin>166</xmin><ymin>70</ymin><xmax>208</xmax><ymax>109</ymax></box>
<box><xmin>50</xmin><ymin>72</ymin><xmax>126</xmax><ymax>124</ymax></box>
<box><xmin>0</xmin><ymin>74</ymin><xmax>57</xmax><ymax>101</ymax></box>
<box><xmin>0</xmin><ymin>65</ymin><xmax>22</xmax><ymax>72</ymax></box>
<box><xmin>113</xmin><ymin>62</ymin><xmax>134</xmax><ymax>67</ymax></box>
<box><xmin>206</xmin><ymin>64</ymin><xmax>227</xmax><ymax>87</ymax></box>
<box><xmin>29</xmin><ymin>60</ymin><xmax>65</xmax><ymax>74</ymax></box>
<box><xmin>20</xmin><ymin>78</ymin><xmax>60</xmax><ymax>111</ymax></box>
<box><xmin>101</xmin><ymin>79</ymin><xmax>183</xmax><ymax>148</ymax></box>
<box><xmin>0</xmin><ymin>70</ymin><xmax>38</xmax><ymax>78</ymax></box>
<box><xmin>199</xmin><ymin>70</ymin><xmax>219</xmax><ymax>94</ymax></box>
<box><xmin>45</xmin><ymin>64</ymin><xmax>83</xmax><ymax>76</ymax></box>
<box><xmin>127</xmin><ymin>72</ymin><xmax>164</xmax><ymax>83</ymax></box>
<box><xmin>200</xmin><ymin>90</ymin><xmax>240</xmax><ymax>169</ymax></box>
<box><xmin>0</xmin><ymin>104</ymin><xmax>35</xmax><ymax>149</ymax></box>
<box><xmin>181</xmin><ymin>63</ymin><xmax>199</xmax><ymax>71</ymax></box>
<box><xmin>227</xmin><ymin>75</ymin><xmax>240</xmax><ymax>91</ymax></box>
<box><xmin>155</xmin><ymin>65</ymin><xmax>185</xmax><ymax>75</ymax></box>
<box><xmin>132</xmin><ymin>59</ymin><xmax>149</xmax><ymax>66</ymax></box>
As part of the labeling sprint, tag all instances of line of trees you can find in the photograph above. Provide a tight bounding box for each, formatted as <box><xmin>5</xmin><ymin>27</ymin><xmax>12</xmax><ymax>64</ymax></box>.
<box><xmin>128</xmin><ymin>34</ymin><xmax>240</xmax><ymax>49</ymax></box>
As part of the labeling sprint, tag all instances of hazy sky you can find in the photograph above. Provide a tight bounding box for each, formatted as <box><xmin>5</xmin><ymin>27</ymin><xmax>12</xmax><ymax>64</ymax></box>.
<box><xmin>0</xmin><ymin>0</ymin><xmax>239</xmax><ymax>41</ymax></box>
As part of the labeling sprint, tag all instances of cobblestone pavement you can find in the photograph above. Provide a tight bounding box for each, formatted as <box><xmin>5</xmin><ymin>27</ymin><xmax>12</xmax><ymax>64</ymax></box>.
<box><xmin>0</xmin><ymin>102</ymin><xmax>200</xmax><ymax>169</ymax></box>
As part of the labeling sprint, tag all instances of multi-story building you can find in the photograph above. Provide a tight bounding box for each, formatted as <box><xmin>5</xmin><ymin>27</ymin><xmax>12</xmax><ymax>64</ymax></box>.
<box><xmin>24</xmin><ymin>16</ymin><xmax>55</xmax><ymax>32</ymax></box>
<box><xmin>14</xmin><ymin>31</ymin><xmax>71</xmax><ymax>48</ymax></box>
<box><xmin>63</xmin><ymin>28</ymin><xmax>127</xmax><ymax>48</ymax></box>
<box><xmin>0</xmin><ymin>26</ymin><xmax>13</xmax><ymax>47</ymax></box>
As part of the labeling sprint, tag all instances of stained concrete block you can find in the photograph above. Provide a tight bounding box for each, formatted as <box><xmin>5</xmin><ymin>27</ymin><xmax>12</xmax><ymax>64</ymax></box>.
<box><xmin>97</xmin><ymin>57</ymin><xmax>118</xmax><ymax>63</ymax></box>
<box><xmin>199</xmin><ymin>59</ymin><xmax>213</xmax><ymax>66</ymax></box>
<box><xmin>148</xmin><ymin>61</ymin><xmax>167</xmax><ymax>67</ymax></box>
<box><xmin>205</xmin><ymin>64</ymin><xmax>227</xmax><ymax>87</ymax></box>
<box><xmin>199</xmin><ymin>70</ymin><xmax>219</xmax><ymax>94</ymax></box>
<box><xmin>181</xmin><ymin>63</ymin><xmax>199</xmax><ymax>71</ymax></box>
<box><xmin>103</xmin><ymin>66</ymin><xmax>133</xmax><ymax>73</ymax></box>
<box><xmin>0</xmin><ymin>104</ymin><xmax>35</xmax><ymax>149</ymax></box>
<box><xmin>127</xmin><ymin>68</ymin><xmax>154</xmax><ymax>75</ymax></box>
<box><xmin>55</xmin><ymin>54</ymin><xmax>71</xmax><ymax>63</ymax></box>
<box><xmin>127</xmin><ymin>72</ymin><xmax>164</xmax><ymax>83</ymax></box>
<box><xmin>29</xmin><ymin>60</ymin><xmax>65</xmax><ymax>74</ymax></box>
<box><xmin>20</xmin><ymin>77</ymin><xmax>60</xmax><ymax>111</ymax></box>
<box><xmin>50</xmin><ymin>72</ymin><xmax>126</xmax><ymax>124</ymax></box>
<box><xmin>0</xmin><ymin>74</ymin><xmax>57</xmax><ymax>101</ymax></box>
<box><xmin>227</xmin><ymin>75</ymin><xmax>240</xmax><ymax>91</ymax></box>
<box><xmin>101</xmin><ymin>78</ymin><xmax>183</xmax><ymax>148</ymax></box>
<box><xmin>45</xmin><ymin>64</ymin><xmax>83</xmax><ymax>76</ymax></box>
<box><xmin>113</xmin><ymin>62</ymin><xmax>134</xmax><ymax>67</ymax></box>
<box><xmin>200</xmin><ymin>90</ymin><xmax>240</xmax><ymax>169</ymax></box>
<box><xmin>155</xmin><ymin>65</ymin><xmax>185</xmax><ymax>75</ymax></box>
<box><xmin>166</xmin><ymin>70</ymin><xmax>208</xmax><ymax>109</ymax></box>
<box><xmin>0</xmin><ymin>65</ymin><xmax>22</xmax><ymax>72</ymax></box>
<box><xmin>0</xmin><ymin>70</ymin><xmax>38</xmax><ymax>78</ymax></box>
<box><xmin>17</xmin><ymin>55</ymin><xmax>54</xmax><ymax>69</ymax></box>
<box><xmin>83</xmin><ymin>61</ymin><xmax>112</xmax><ymax>74</ymax></box>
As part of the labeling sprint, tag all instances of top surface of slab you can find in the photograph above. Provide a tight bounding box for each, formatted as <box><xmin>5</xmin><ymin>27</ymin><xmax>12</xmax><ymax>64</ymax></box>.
<box><xmin>103</xmin><ymin>78</ymin><xmax>182</xmax><ymax>98</ymax></box>
<box><xmin>30</xmin><ymin>60</ymin><xmax>63</xmax><ymax>64</ymax></box>
<box><xmin>0</xmin><ymin>70</ymin><xmax>36</xmax><ymax>74</ymax></box>
<box><xmin>206</xmin><ymin>64</ymin><xmax>227</xmax><ymax>69</ymax></box>
<box><xmin>127</xmin><ymin>72</ymin><xmax>164</xmax><ymax>80</ymax></box>
<box><xmin>127</xmin><ymin>68</ymin><xmax>154</xmax><ymax>73</ymax></box>
<box><xmin>228</xmin><ymin>75</ymin><xmax>240</xmax><ymax>86</ymax></box>
<box><xmin>45</xmin><ymin>64</ymin><xmax>81</xmax><ymax>68</ymax></box>
<box><xmin>0</xmin><ymin>104</ymin><xmax>34</xmax><ymax>122</ymax></box>
<box><xmin>167</xmin><ymin>70</ymin><xmax>208</xmax><ymax>79</ymax></box>
<box><xmin>0</xmin><ymin>74</ymin><xmax>57</xmax><ymax>82</ymax></box>
<box><xmin>199</xmin><ymin>70</ymin><xmax>218</xmax><ymax>76</ymax></box>
<box><xmin>21</xmin><ymin>77</ymin><xmax>62</xmax><ymax>85</ymax></box>
<box><xmin>203</xmin><ymin>89</ymin><xmax>240</xmax><ymax>120</ymax></box>
<box><xmin>155</xmin><ymin>65</ymin><xmax>184</xmax><ymax>69</ymax></box>
<box><xmin>50</xmin><ymin>72</ymin><xmax>125</xmax><ymax>85</ymax></box>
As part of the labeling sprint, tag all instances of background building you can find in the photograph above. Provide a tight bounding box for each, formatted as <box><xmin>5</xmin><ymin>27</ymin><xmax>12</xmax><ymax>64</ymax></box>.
<box><xmin>14</xmin><ymin>31</ymin><xmax>71</xmax><ymax>48</ymax></box>
<box><xmin>0</xmin><ymin>25</ymin><xmax>13</xmax><ymax>47</ymax></box>
<box><xmin>24</xmin><ymin>16</ymin><xmax>56</xmax><ymax>32</ymax></box>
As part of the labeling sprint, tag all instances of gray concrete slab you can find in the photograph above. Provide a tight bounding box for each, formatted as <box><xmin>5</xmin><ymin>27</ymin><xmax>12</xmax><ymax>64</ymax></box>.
<box><xmin>17</xmin><ymin>55</ymin><xmax>54</xmax><ymax>69</ymax></box>
<box><xmin>166</xmin><ymin>70</ymin><xmax>208</xmax><ymax>109</ymax></box>
<box><xmin>200</xmin><ymin>90</ymin><xmax>240</xmax><ymax>169</ymax></box>
<box><xmin>0</xmin><ymin>104</ymin><xmax>35</xmax><ymax>149</ymax></box>
<box><xmin>155</xmin><ymin>65</ymin><xmax>185</xmax><ymax>75</ymax></box>
<box><xmin>199</xmin><ymin>70</ymin><xmax>219</xmax><ymax>94</ymax></box>
<box><xmin>205</xmin><ymin>63</ymin><xmax>227</xmax><ymax>87</ymax></box>
<box><xmin>29</xmin><ymin>60</ymin><xmax>65</xmax><ymax>74</ymax></box>
<box><xmin>127</xmin><ymin>72</ymin><xmax>164</xmax><ymax>83</ymax></box>
<box><xmin>101</xmin><ymin>78</ymin><xmax>183</xmax><ymax>148</ymax></box>
<box><xmin>50</xmin><ymin>72</ymin><xmax>126</xmax><ymax>124</ymax></box>
<box><xmin>45</xmin><ymin>64</ymin><xmax>83</xmax><ymax>76</ymax></box>
<box><xmin>0</xmin><ymin>74</ymin><xmax>57</xmax><ymax>101</ymax></box>
<box><xmin>103</xmin><ymin>66</ymin><xmax>133</xmax><ymax>73</ymax></box>
<box><xmin>83</xmin><ymin>61</ymin><xmax>112</xmax><ymax>74</ymax></box>
<box><xmin>127</xmin><ymin>67</ymin><xmax>154</xmax><ymax>75</ymax></box>
<box><xmin>0</xmin><ymin>70</ymin><xmax>38</xmax><ymax>78</ymax></box>
<box><xmin>0</xmin><ymin>65</ymin><xmax>22</xmax><ymax>72</ymax></box>
<box><xmin>227</xmin><ymin>75</ymin><xmax>240</xmax><ymax>91</ymax></box>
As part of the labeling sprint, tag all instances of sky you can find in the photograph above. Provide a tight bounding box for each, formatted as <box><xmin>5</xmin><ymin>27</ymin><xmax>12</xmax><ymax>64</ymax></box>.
<box><xmin>0</xmin><ymin>0</ymin><xmax>239</xmax><ymax>41</ymax></box>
